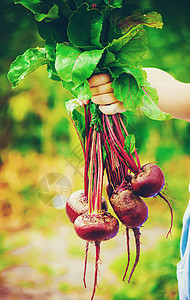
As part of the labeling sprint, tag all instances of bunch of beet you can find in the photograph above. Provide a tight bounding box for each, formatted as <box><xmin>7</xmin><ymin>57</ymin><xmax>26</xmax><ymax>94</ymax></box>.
<box><xmin>103</xmin><ymin>114</ymin><xmax>173</xmax><ymax>283</ymax></box>
<box><xmin>65</xmin><ymin>107</ymin><xmax>173</xmax><ymax>299</ymax></box>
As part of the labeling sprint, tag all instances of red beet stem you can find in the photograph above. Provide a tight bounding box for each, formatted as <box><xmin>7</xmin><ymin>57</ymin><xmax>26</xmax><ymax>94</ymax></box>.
<box><xmin>158</xmin><ymin>192</ymin><xmax>173</xmax><ymax>238</ymax></box>
<box><xmin>103</xmin><ymin>115</ymin><xmax>133</xmax><ymax>173</ymax></box>
<box><xmin>113</xmin><ymin>114</ymin><xmax>140</xmax><ymax>172</ymax></box>
<box><xmin>128</xmin><ymin>227</ymin><xmax>141</xmax><ymax>283</ymax></box>
<box><xmin>123</xmin><ymin>227</ymin><xmax>130</xmax><ymax>281</ymax></box>
<box><xmin>83</xmin><ymin>242</ymin><xmax>89</xmax><ymax>288</ymax></box>
<box><xmin>92</xmin><ymin>140</ymin><xmax>98</xmax><ymax>211</ymax></box>
<box><xmin>103</xmin><ymin>117</ymin><xmax>125</xmax><ymax>187</ymax></box>
<box><xmin>91</xmin><ymin>241</ymin><xmax>100</xmax><ymax>300</ymax></box>
<box><xmin>105</xmin><ymin>159</ymin><xmax>116</xmax><ymax>191</ymax></box>
<box><xmin>84</xmin><ymin>127</ymin><xmax>93</xmax><ymax>197</ymax></box>
<box><xmin>112</xmin><ymin>114</ymin><xmax>125</xmax><ymax>147</ymax></box>
<box><xmin>102</xmin><ymin>114</ymin><xmax>116</xmax><ymax>171</ymax></box>
<box><xmin>111</xmin><ymin>115</ymin><xmax>136</xmax><ymax>163</ymax></box>
<box><xmin>105</xmin><ymin>115</ymin><xmax>139</xmax><ymax>173</ymax></box>
<box><xmin>84</xmin><ymin>106</ymin><xmax>88</xmax><ymax>149</ymax></box>
<box><xmin>95</xmin><ymin>133</ymin><xmax>104</xmax><ymax>212</ymax></box>
<box><xmin>88</xmin><ymin>128</ymin><xmax>97</xmax><ymax>214</ymax></box>
<box><xmin>118</xmin><ymin>114</ymin><xmax>141</xmax><ymax>172</ymax></box>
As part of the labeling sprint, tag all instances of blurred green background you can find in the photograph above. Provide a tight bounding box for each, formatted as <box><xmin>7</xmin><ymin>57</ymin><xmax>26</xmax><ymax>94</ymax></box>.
<box><xmin>0</xmin><ymin>0</ymin><xmax>190</xmax><ymax>299</ymax></box>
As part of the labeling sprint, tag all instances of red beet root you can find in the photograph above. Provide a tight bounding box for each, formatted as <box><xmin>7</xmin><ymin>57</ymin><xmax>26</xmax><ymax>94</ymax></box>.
<box><xmin>109</xmin><ymin>188</ymin><xmax>148</xmax><ymax>228</ymax></box>
<box><xmin>109</xmin><ymin>186</ymin><xmax>148</xmax><ymax>283</ymax></box>
<box><xmin>74</xmin><ymin>211</ymin><xmax>119</xmax><ymax>300</ymax></box>
<box><xmin>131</xmin><ymin>163</ymin><xmax>165</xmax><ymax>197</ymax></box>
<box><xmin>74</xmin><ymin>211</ymin><xmax>119</xmax><ymax>242</ymax></box>
<box><xmin>66</xmin><ymin>190</ymin><xmax>108</xmax><ymax>224</ymax></box>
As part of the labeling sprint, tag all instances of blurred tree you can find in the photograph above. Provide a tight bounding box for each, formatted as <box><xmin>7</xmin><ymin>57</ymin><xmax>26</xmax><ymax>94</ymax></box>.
<box><xmin>0</xmin><ymin>0</ymin><xmax>41</xmax><ymax>159</ymax></box>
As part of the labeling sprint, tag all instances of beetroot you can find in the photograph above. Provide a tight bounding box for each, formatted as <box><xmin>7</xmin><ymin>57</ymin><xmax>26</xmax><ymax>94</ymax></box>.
<box><xmin>74</xmin><ymin>211</ymin><xmax>119</xmax><ymax>300</ymax></box>
<box><xmin>109</xmin><ymin>185</ymin><xmax>148</xmax><ymax>282</ymax></box>
<box><xmin>74</xmin><ymin>211</ymin><xmax>119</xmax><ymax>242</ymax></box>
<box><xmin>131</xmin><ymin>163</ymin><xmax>165</xmax><ymax>197</ymax></box>
<box><xmin>66</xmin><ymin>190</ymin><xmax>108</xmax><ymax>224</ymax></box>
<box><xmin>109</xmin><ymin>187</ymin><xmax>148</xmax><ymax>228</ymax></box>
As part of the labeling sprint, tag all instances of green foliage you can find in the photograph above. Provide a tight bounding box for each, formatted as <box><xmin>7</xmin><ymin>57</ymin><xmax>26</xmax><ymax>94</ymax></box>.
<box><xmin>104</xmin><ymin>0</ymin><xmax>122</xmax><ymax>8</ymax></box>
<box><xmin>118</xmin><ymin>11</ymin><xmax>163</xmax><ymax>33</ymax></box>
<box><xmin>67</xmin><ymin>3</ymin><xmax>103</xmax><ymax>49</ymax></box>
<box><xmin>65</xmin><ymin>99</ymin><xmax>86</xmax><ymax>140</ymax></box>
<box><xmin>141</xmin><ymin>85</ymin><xmax>172</xmax><ymax>121</ymax></box>
<box><xmin>112</xmin><ymin>72</ymin><xmax>143</xmax><ymax>110</ymax></box>
<box><xmin>124</xmin><ymin>134</ymin><xmax>136</xmax><ymax>155</ymax></box>
<box><xmin>108</xmin><ymin>25</ymin><xmax>148</xmax><ymax>68</ymax></box>
<box><xmin>8</xmin><ymin>48</ymin><xmax>49</xmax><ymax>88</ymax></box>
<box><xmin>7</xmin><ymin>0</ymin><xmax>168</xmax><ymax>122</ymax></box>
<box><xmin>15</xmin><ymin>0</ymin><xmax>59</xmax><ymax>22</ymax></box>
<box><xmin>55</xmin><ymin>44</ymin><xmax>103</xmax><ymax>84</ymax></box>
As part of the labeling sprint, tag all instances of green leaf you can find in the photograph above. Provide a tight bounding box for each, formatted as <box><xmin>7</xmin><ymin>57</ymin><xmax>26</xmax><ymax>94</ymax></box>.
<box><xmin>62</xmin><ymin>80</ymin><xmax>92</xmax><ymax>101</ymax></box>
<box><xmin>7</xmin><ymin>48</ymin><xmax>49</xmax><ymax>88</ymax></box>
<box><xmin>45</xmin><ymin>41</ymin><xmax>56</xmax><ymax>61</ymax></box>
<box><xmin>37</xmin><ymin>16</ymin><xmax>69</xmax><ymax>43</ymax></box>
<box><xmin>55</xmin><ymin>43</ymin><xmax>104</xmax><ymax>84</ymax></box>
<box><xmin>102</xmin><ymin>50</ymin><xmax>116</xmax><ymax>66</ymax></box>
<box><xmin>108</xmin><ymin>25</ymin><xmax>148</xmax><ymax>68</ymax></box>
<box><xmin>124</xmin><ymin>134</ymin><xmax>135</xmax><ymax>155</ymax></box>
<box><xmin>55</xmin><ymin>44</ymin><xmax>81</xmax><ymax>82</ymax></box>
<box><xmin>119</xmin><ymin>11</ymin><xmax>163</xmax><ymax>33</ymax></box>
<box><xmin>112</xmin><ymin>72</ymin><xmax>144</xmax><ymax>111</ymax></box>
<box><xmin>50</xmin><ymin>0</ymin><xmax>76</xmax><ymax>19</ymax></box>
<box><xmin>124</xmin><ymin>67</ymin><xmax>147</xmax><ymax>87</ymax></box>
<box><xmin>15</xmin><ymin>0</ymin><xmax>59</xmax><ymax>22</ymax></box>
<box><xmin>58</xmin><ymin>0</ymin><xmax>77</xmax><ymax>13</ymax></box>
<box><xmin>44</xmin><ymin>41</ymin><xmax>61</xmax><ymax>81</ymax></box>
<box><xmin>107</xmin><ymin>65</ymin><xmax>125</xmax><ymax>78</ymax></box>
<box><xmin>47</xmin><ymin>63</ymin><xmax>61</xmax><ymax>81</ymax></box>
<box><xmin>110</xmin><ymin>3</ymin><xmax>142</xmax><ymax>33</ymax></box>
<box><xmin>44</xmin><ymin>4</ymin><xmax>60</xmax><ymax>22</ymax></box>
<box><xmin>68</xmin><ymin>3</ymin><xmax>103</xmax><ymax>50</ymax></box>
<box><xmin>89</xmin><ymin>102</ymin><xmax>102</xmax><ymax>128</ymax></box>
<box><xmin>65</xmin><ymin>98</ymin><xmax>80</xmax><ymax>113</ymax></box>
<box><xmin>140</xmin><ymin>85</ymin><xmax>173</xmax><ymax>121</ymax></box>
<box><xmin>103</xmin><ymin>0</ymin><xmax>122</xmax><ymax>8</ymax></box>
<box><xmin>65</xmin><ymin>99</ymin><xmax>86</xmax><ymax>139</ymax></box>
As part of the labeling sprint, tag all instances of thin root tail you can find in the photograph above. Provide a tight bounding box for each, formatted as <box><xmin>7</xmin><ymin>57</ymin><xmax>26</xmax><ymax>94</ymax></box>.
<box><xmin>90</xmin><ymin>241</ymin><xmax>101</xmax><ymax>300</ymax></box>
<box><xmin>83</xmin><ymin>242</ymin><xmax>89</xmax><ymax>288</ymax></box>
<box><xmin>127</xmin><ymin>227</ymin><xmax>141</xmax><ymax>284</ymax></box>
<box><xmin>123</xmin><ymin>227</ymin><xmax>130</xmax><ymax>281</ymax></box>
<box><xmin>158</xmin><ymin>192</ymin><xmax>173</xmax><ymax>238</ymax></box>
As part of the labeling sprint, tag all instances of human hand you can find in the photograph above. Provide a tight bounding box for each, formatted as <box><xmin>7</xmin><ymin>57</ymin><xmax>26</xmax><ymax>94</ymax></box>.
<box><xmin>77</xmin><ymin>74</ymin><xmax>126</xmax><ymax>115</ymax></box>
<box><xmin>89</xmin><ymin>74</ymin><xmax>126</xmax><ymax>114</ymax></box>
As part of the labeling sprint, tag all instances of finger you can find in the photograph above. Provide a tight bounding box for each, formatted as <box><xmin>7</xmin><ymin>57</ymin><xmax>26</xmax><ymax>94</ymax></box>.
<box><xmin>91</xmin><ymin>93</ymin><xmax>118</xmax><ymax>105</ymax></box>
<box><xmin>99</xmin><ymin>102</ymin><xmax>127</xmax><ymax>115</ymax></box>
<box><xmin>88</xmin><ymin>73</ymin><xmax>112</xmax><ymax>87</ymax></box>
<box><xmin>91</xmin><ymin>82</ymin><xmax>114</xmax><ymax>96</ymax></box>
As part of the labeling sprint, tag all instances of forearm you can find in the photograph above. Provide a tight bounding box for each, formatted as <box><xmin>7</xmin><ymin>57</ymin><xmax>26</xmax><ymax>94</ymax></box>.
<box><xmin>144</xmin><ymin>68</ymin><xmax>190</xmax><ymax>121</ymax></box>
<box><xmin>87</xmin><ymin>69</ymin><xmax>190</xmax><ymax>121</ymax></box>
